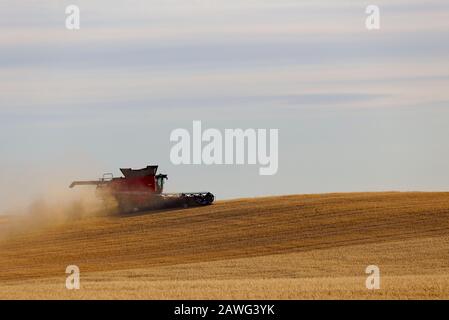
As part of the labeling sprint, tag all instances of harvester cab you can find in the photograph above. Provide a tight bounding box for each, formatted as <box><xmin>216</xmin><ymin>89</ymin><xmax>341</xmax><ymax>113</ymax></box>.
<box><xmin>70</xmin><ymin>165</ymin><xmax>214</xmax><ymax>213</ymax></box>
<box><xmin>155</xmin><ymin>174</ymin><xmax>168</xmax><ymax>193</ymax></box>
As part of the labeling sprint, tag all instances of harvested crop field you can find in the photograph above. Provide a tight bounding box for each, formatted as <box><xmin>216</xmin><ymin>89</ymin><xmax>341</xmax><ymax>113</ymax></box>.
<box><xmin>1</xmin><ymin>192</ymin><xmax>449</xmax><ymax>299</ymax></box>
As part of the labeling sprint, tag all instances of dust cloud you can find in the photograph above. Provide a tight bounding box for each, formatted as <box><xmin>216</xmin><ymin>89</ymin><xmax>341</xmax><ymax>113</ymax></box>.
<box><xmin>0</xmin><ymin>181</ymin><xmax>115</xmax><ymax>240</ymax></box>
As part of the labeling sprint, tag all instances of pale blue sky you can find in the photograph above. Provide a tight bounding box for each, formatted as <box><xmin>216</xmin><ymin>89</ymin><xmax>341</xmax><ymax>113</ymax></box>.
<box><xmin>1</xmin><ymin>0</ymin><xmax>449</xmax><ymax>212</ymax></box>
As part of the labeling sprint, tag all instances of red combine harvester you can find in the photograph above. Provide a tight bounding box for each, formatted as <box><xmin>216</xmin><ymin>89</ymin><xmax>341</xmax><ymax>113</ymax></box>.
<box><xmin>69</xmin><ymin>165</ymin><xmax>214</xmax><ymax>213</ymax></box>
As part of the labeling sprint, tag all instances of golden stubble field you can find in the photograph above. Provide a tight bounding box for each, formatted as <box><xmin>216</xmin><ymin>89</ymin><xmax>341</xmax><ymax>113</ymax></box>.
<box><xmin>1</xmin><ymin>192</ymin><xmax>449</xmax><ymax>299</ymax></box>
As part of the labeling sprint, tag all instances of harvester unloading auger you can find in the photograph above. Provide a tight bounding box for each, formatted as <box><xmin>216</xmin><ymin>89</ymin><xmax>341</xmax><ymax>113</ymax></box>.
<box><xmin>69</xmin><ymin>165</ymin><xmax>214</xmax><ymax>213</ymax></box>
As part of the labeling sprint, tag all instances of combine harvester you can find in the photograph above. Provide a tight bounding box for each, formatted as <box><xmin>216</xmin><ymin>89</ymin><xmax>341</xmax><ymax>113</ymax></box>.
<box><xmin>70</xmin><ymin>165</ymin><xmax>214</xmax><ymax>213</ymax></box>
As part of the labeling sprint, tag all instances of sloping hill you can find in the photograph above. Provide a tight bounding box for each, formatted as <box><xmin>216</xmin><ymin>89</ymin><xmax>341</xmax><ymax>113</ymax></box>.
<box><xmin>1</xmin><ymin>192</ymin><xmax>449</xmax><ymax>299</ymax></box>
